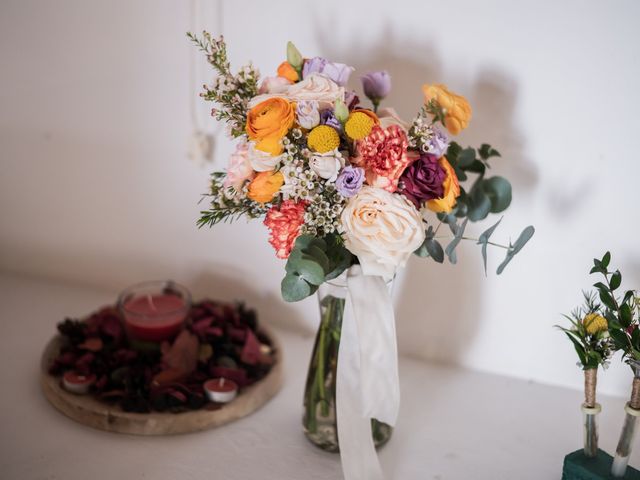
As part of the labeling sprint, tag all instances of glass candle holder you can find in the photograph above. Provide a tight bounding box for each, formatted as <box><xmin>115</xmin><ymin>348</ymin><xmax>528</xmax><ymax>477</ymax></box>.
<box><xmin>118</xmin><ymin>280</ymin><xmax>191</xmax><ymax>343</ymax></box>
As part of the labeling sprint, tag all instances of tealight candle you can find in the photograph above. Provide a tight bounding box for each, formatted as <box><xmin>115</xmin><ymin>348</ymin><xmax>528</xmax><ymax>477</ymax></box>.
<box><xmin>204</xmin><ymin>378</ymin><xmax>238</xmax><ymax>403</ymax></box>
<box><xmin>118</xmin><ymin>281</ymin><xmax>191</xmax><ymax>343</ymax></box>
<box><xmin>62</xmin><ymin>371</ymin><xmax>96</xmax><ymax>395</ymax></box>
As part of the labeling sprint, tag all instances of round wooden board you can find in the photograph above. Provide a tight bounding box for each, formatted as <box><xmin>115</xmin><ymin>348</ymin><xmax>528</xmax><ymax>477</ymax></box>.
<box><xmin>40</xmin><ymin>327</ymin><xmax>283</xmax><ymax>435</ymax></box>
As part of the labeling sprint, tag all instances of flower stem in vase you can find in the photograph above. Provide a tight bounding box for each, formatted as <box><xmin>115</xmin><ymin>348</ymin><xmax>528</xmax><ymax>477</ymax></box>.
<box><xmin>612</xmin><ymin>361</ymin><xmax>640</xmax><ymax>477</ymax></box>
<box><xmin>582</xmin><ymin>368</ymin><xmax>601</xmax><ymax>458</ymax></box>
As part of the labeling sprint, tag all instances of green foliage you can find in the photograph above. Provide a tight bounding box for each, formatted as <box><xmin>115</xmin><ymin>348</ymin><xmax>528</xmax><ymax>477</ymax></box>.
<box><xmin>589</xmin><ymin>252</ymin><xmax>640</xmax><ymax>363</ymax></box>
<box><xmin>496</xmin><ymin>226</ymin><xmax>535</xmax><ymax>274</ymax></box>
<box><xmin>556</xmin><ymin>291</ymin><xmax>612</xmax><ymax>370</ymax></box>
<box><xmin>477</xmin><ymin>217</ymin><xmax>502</xmax><ymax>275</ymax></box>
<box><xmin>281</xmin><ymin>234</ymin><xmax>354</xmax><ymax>302</ymax></box>
<box><xmin>446</xmin><ymin>142</ymin><xmax>512</xmax><ymax>223</ymax></box>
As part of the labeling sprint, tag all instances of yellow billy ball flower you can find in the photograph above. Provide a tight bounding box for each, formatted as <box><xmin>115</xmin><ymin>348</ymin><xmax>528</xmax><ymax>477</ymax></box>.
<box><xmin>307</xmin><ymin>125</ymin><xmax>340</xmax><ymax>153</ymax></box>
<box><xmin>345</xmin><ymin>111</ymin><xmax>375</xmax><ymax>140</ymax></box>
<box><xmin>584</xmin><ymin>312</ymin><xmax>608</xmax><ymax>335</ymax></box>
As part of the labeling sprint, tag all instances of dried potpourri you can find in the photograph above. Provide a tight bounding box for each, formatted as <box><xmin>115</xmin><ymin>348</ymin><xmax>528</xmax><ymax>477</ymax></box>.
<box><xmin>49</xmin><ymin>300</ymin><xmax>275</xmax><ymax>413</ymax></box>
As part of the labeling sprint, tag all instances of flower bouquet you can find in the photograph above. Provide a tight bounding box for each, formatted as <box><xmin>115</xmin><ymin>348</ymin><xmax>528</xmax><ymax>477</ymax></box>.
<box><xmin>559</xmin><ymin>252</ymin><xmax>640</xmax><ymax>479</ymax></box>
<box><xmin>189</xmin><ymin>32</ymin><xmax>534</xmax><ymax>480</ymax></box>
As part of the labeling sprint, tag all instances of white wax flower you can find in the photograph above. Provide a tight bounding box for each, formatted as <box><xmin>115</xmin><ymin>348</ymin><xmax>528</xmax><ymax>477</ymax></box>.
<box><xmin>341</xmin><ymin>186</ymin><xmax>425</xmax><ymax>278</ymax></box>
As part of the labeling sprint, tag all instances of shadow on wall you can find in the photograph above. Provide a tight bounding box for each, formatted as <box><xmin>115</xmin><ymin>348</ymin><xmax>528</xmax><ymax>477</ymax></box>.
<box><xmin>314</xmin><ymin>24</ymin><xmax>539</xmax><ymax>364</ymax></box>
<box><xmin>189</xmin><ymin>262</ymin><xmax>310</xmax><ymax>335</ymax></box>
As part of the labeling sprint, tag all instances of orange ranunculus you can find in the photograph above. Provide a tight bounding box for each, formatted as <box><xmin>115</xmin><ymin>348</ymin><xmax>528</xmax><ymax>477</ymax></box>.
<box><xmin>426</xmin><ymin>157</ymin><xmax>460</xmax><ymax>213</ymax></box>
<box><xmin>422</xmin><ymin>84</ymin><xmax>472</xmax><ymax>135</ymax></box>
<box><xmin>277</xmin><ymin>61</ymin><xmax>299</xmax><ymax>83</ymax></box>
<box><xmin>247</xmin><ymin>171</ymin><xmax>284</xmax><ymax>203</ymax></box>
<box><xmin>246</xmin><ymin>97</ymin><xmax>295</xmax><ymax>155</ymax></box>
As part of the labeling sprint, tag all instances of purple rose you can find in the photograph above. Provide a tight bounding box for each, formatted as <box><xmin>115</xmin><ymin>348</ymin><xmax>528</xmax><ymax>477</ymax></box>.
<box><xmin>320</xmin><ymin>109</ymin><xmax>342</xmax><ymax>132</ymax></box>
<box><xmin>302</xmin><ymin>56</ymin><xmax>354</xmax><ymax>86</ymax></box>
<box><xmin>336</xmin><ymin>166</ymin><xmax>365</xmax><ymax>198</ymax></box>
<box><xmin>399</xmin><ymin>154</ymin><xmax>446</xmax><ymax>208</ymax></box>
<box><xmin>428</xmin><ymin>126</ymin><xmax>449</xmax><ymax>157</ymax></box>
<box><xmin>361</xmin><ymin>71</ymin><xmax>391</xmax><ymax>104</ymax></box>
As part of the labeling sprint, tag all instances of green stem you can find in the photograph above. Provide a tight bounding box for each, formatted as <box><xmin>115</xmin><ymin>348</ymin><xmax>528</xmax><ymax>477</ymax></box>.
<box><xmin>432</xmin><ymin>235</ymin><xmax>510</xmax><ymax>249</ymax></box>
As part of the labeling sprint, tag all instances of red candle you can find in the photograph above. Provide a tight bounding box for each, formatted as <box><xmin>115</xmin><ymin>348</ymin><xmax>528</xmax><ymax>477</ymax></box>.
<box><xmin>119</xmin><ymin>281</ymin><xmax>191</xmax><ymax>343</ymax></box>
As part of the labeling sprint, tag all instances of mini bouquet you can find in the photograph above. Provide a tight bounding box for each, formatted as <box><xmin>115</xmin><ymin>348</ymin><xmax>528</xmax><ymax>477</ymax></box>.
<box><xmin>559</xmin><ymin>252</ymin><xmax>640</xmax><ymax>477</ymax></box>
<box><xmin>188</xmin><ymin>32</ymin><xmax>533</xmax><ymax>480</ymax></box>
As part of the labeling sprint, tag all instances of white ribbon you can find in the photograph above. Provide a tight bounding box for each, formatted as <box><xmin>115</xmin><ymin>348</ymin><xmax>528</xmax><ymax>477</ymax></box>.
<box><xmin>336</xmin><ymin>265</ymin><xmax>400</xmax><ymax>480</ymax></box>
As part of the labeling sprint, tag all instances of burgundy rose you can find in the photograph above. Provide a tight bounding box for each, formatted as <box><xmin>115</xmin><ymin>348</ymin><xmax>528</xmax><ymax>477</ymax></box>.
<box><xmin>399</xmin><ymin>154</ymin><xmax>446</xmax><ymax>208</ymax></box>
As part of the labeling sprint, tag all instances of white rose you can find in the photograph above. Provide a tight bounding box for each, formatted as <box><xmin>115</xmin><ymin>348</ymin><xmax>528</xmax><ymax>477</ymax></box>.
<box><xmin>287</xmin><ymin>74</ymin><xmax>345</xmax><ymax>109</ymax></box>
<box><xmin>309</xmin><ymin>150</ymin><xmax>345</xmax><ymax>182</ymax></box>
<box><xmin>378</xmin><ymin>107</ymin><xmax>411</xmax><ymax>131</ymax></box>
<box><xmin>247</xmin><ymin>141</ymin><xmax>282</xmax><ymax>172</ymax></box>
<box><xmin>341</xmin><ymin>186</ymin><xmax>425</xmax><ymax>278</ymax></box>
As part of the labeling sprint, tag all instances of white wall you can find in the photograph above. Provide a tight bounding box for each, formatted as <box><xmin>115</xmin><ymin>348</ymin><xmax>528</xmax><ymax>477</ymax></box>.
<box><xmin>1</xmin><ymin>0</ymin><xmax>639</xmax><ymax>396</ymax></box>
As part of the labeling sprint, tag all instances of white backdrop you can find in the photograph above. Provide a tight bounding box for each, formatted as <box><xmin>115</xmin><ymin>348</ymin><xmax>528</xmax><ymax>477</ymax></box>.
<box><xmin>1</xmin><ymin>0</ymin><xmax>639</xmax><ymax>396</ymax></box>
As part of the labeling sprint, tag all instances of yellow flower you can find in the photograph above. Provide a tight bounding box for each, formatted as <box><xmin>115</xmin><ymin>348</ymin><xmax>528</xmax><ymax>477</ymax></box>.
<box><xmin>584</xmin><ymin>313</ymin><xmax>608</xmax><ymax>335</ymax></box>
<box><xmin>307</xmin><ymin>125</ymin><xmax>340</xmax><ymax>153</ymax></box>
<box><xmin>422</xmin><ymin>84</ymin><xmax>472</xmax><ymax>135</ymax></box>
<box><xmin>345</xmin><ymin>111</ymin><xmax>376</xmax><ymax>140</ymax></box>
<box><xmin>247</xmin><ymin>171</ymin><xmax>284</xmax><ymax>203</ymax></box>
<box><xmin>426</xmin><ymin>157</ymin><xmax>460</xmax><ymax>213</ymax></box>
<box><xmin>246</xmin><ymin>97</ymin><xmax>295</xmax><ymax>155</ymax></box>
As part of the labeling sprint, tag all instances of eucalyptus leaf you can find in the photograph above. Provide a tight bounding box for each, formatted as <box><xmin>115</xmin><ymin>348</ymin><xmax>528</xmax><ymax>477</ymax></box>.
<box><xmin>483</xmin><ymin>176</ymin><xmax>512</xmax><ymax>213</ymax></box>
<box><xmin>295</xmin><ymin>258</ymin><xmax>326</xmax><ymax>285</ymax></box>
<box><xmin>304</xmin><ymin>245</ymin><xmax>330</xmax><ymax>273</ymax></box>
<box><xmin>477</xmin><ymin>217</ymin><xmax>502</xmax><ymax>275</ymax></box>
<box><xmin>457</xmin><ymin>148</ymin><xmax>476</xmax><ymax>167</ymax></box>
<box><xmin>511</xmin><ymin>226</ymin><xmax>535</xmax><ymax>254</ymax></box>
<box><xmin>281</xmin><ymin>274</ymin><xmax>312</xmax><ymax>302</ymax></box>
<box><xmin>445</xmin><ymin>218</ymin><xmax>467</xmax><ymax>265</ymax></box>
<box><xmin>425</xmin><ymin>239</ymin><xmax>445</xmax><ymax>263</ymax></box>
<box><xmin>479</xmin><ymin>143</ymin><xmax>501</xmax><ymax>159</ymax></box>
<box><xmin>468</xmin><ymin>188</ymin><xmax>492</xmax><ymax>222</ymax></box>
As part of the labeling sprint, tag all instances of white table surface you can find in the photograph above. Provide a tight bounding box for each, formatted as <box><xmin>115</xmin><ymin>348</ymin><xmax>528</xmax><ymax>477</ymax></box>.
<box><xmin>0</xmin><ymin>271</ymin><xmax>637</xmax><ymax>480</ymax></box>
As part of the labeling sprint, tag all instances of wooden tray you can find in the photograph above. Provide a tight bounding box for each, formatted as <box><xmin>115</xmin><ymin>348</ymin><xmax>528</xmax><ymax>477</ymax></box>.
<box><xmin>40</xmin><ymin>327</ymin><xmax>283</xmax><ymax>435</ymax></box>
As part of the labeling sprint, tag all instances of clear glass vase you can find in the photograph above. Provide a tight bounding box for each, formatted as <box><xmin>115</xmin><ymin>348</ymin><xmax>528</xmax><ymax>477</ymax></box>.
<box><xmin>302</xmin><ymin>275</ymin><xmax>393</xmax><ymax>452</ymax></box>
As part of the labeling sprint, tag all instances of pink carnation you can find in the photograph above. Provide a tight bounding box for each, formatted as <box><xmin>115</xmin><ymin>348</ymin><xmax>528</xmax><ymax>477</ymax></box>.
<box><xmin>351</xmin><ymin>124</ymin><xmax>415</xmax><ymax>192</ymax></box>
<box><xmin>264</xmin><ymin>200</ymin><xmax>308</xmax><ymax>259</ymax></box>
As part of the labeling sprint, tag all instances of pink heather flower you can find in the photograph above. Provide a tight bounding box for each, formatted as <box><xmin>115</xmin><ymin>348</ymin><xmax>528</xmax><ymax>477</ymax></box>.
<box><xmin>224</xmin><ymin>142</ymin><xmax>254</xmax><ymax>190</ymax></box>
<box><xmin>351</xmin><ymin>125</ymin><xmax>415</xmax><ymax>192</ymax></box>
<box><xmin>264</xmin><ymin>200</ymin><xmax>308</xmax><ymax>259</ymax></box>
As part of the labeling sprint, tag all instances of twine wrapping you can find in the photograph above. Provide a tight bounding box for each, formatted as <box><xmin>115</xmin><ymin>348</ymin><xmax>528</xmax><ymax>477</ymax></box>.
<box><xmin>630</xmin><ymin>377</ymin><xmax>640</xmax><ymax>410</ymax></box>
<box><xmin>584</xmin><ymin>368</ymin><xmax>597</xmax><ymax>408</ymax></box>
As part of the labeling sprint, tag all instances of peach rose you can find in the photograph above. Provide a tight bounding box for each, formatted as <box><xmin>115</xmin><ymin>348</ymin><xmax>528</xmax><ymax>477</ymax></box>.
<box><xmin>246</xmin><ymin>97</ymin><xmax>295</xmax><ymax>155</ymax></box>
<box><xmin>426</xmin><ymin>157</ymin><xmax>460</xmax><ymax>213</ymax></box>
<box><xmin>259</xmin><ymin>76</ymin><xmax>291</xmax><ymax>94</ymax></box>
<box><xmin>277</xmin><ymin>61</ymin><xmax>299</xmax><ymax>83</ymax></box>
<box><xmin>247</xmin><ymin>171</ymin><xmax>284</xmax><ymax>203</ymax></box>
<box><xmin>377</xmin><ymin>107</ymin><xmax>410</xmax><ymax>131</ymax></box>
<box><xmin>422</xmin><ymin>84</ymin><xmax>472</xmax><ymax>135</ymax></box>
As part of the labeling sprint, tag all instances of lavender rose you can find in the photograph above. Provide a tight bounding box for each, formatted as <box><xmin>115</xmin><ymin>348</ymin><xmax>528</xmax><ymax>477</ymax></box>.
<box><xmin>427</xmin><ymin>126</ymin><xmax>449</xmax><ymax>157</ymax></box>
<box><xmin>399</xmin><ymin>154</ymin><xmax>446</xmax><ymax>208</ymax></box>
<box><xmin>303</xmin><ymin>56</ymin><xmax>354</xmax><ymax>86</ymax></box>
<box><xmin>296</xmin><ymin>100</ymin><xmax>320</xmax><ymax>130</ymax></box>
<box><xmin>336</xmin><ymin>166</ymin><xmax>365</xmax><ymax>198</ymax></box>
<box><xmin>361</xmin><ymin>71</ymin><xmax>391</xmax><ymax>107</ymax></box>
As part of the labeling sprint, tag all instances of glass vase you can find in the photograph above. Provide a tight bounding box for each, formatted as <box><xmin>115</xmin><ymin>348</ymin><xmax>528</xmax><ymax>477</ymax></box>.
<box><xmin>302</xmin><ymin>275</ymin><xmax>393</xmax><ymax>452</ymax></box>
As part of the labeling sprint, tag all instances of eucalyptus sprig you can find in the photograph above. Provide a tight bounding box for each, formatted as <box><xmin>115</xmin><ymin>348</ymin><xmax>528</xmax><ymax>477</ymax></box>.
<box><xmin>589</xmin><ymin>252</ymin><xmax>640</xmax><ymax>363</ymax></box>
<box><xmin>281</xmin><ymin>234</ymin><xmax>353</xmax><ymax>302</ymax></box>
